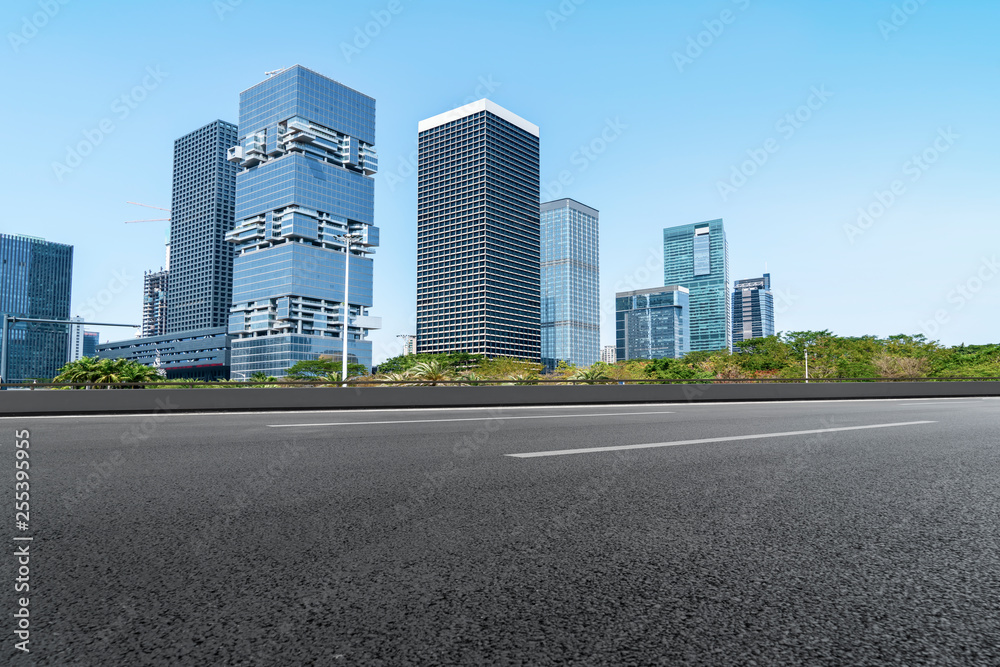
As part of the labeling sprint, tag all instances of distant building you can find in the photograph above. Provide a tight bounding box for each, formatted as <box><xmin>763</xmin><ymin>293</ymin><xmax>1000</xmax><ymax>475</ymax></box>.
<box><xmin>227</xmin><ymin>66</ymin><xmax>381</xmax><ymax>377</ymax></box>
<box><xmin>732</xmin><ymin>273</ymin><xmax>775</xmax><ymax>344</ymax></box>
<box><xmin>541</xmin><ymin>198</ymin><xmax>599</xmax><ymax>371</ymax></box>
<box><xmin>601</xmin><ymin>345</ymin><xmax>617</xmax><ymax>364</ymax></box>
<box><xmin>68</xmin><ymin>316</ymin><xmax>85</xmax><ymax>362</ymax></box>
<box><xmin>96</xmin><ymin>327</ymin><xmax>231</xmax><ymax>381</ymax></box>
<box><xmin>142</xmin><ymin>269</ymin><xmax>169</xmax><ymax>337</ymax></box>
<box><xmin>83</xmin><ymin>331</ymin><xmax>99</xmax><ymax>357</ymax></box>
<box><xmin>416</xmin><ymin>99</ymin><xmax>541</xmax><ymax>360</ymax></box>
<box><xmin>663</xmin><ymin>219</ymin><xmax>730</xmax><ymax>352</ymax></box>
<box><xmin>401</xmin><ymin>335</ymin><xmax>417</xmax><ymax>356</ymax></box>
<box><xmin>616</xmin><ymin>286</ymin><xmax>690</xmax><ymax>361</ymax></box>
<box><xmin>167</xmin><ymin>120</ymin><xmax>239</xmax><ymax>334</ymax></box>
<box><xmin>0</xmin><ymin>234</ymin><xmax>73</xmax><ymax>382</ymax></box>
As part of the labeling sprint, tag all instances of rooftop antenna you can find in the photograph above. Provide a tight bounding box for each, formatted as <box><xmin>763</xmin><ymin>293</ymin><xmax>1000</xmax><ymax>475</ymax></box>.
<box><xmin>264</xmin><ymin>68</ymin><xmax>286</xmax><ymax>77</ymax></box>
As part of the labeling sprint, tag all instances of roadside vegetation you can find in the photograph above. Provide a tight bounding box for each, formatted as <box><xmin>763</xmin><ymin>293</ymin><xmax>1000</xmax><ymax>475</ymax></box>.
<box><xmin>45</xmin><ymin>332</ymin><xmax>1000</xmax><ymax>388</ymax></box>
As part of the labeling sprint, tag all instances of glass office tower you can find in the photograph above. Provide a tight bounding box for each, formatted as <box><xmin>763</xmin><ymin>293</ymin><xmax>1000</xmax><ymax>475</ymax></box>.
<box><xmin>416</xmin><ymin>99</ymin><xmax>541</xmax><ymax>360</ymax></box>
<box><xmin>227</xmin><ymin>66</ymin><xmax>380</xmax><ymax>377</ymax></box>
<box><xmin>732</xmin><ymin>273</ymin><xmax>775</xmax><ymax>343</ymax></box>
<box><xmin>167</xmin><ymin>120</ymin><xmax>239</xmax><ymax>334</ymax></box>
<box><xmin>615</xmin><ymin>286</ymin><xmax>690</xmax><ymax>360</ymax></box>
<box><xmin>0</xmin><ymin>234</ymin><xmax>73</xmax><ymax>382</ymax></box>
<box><xmin>540</xmin><ymin>198</ymin><xmax>599</xmax><ymax>370</ymax></box>
<box><xmin>663</xmin><ymin>219</ymin><xmax>730</xmax><ymax>352</ymax></box>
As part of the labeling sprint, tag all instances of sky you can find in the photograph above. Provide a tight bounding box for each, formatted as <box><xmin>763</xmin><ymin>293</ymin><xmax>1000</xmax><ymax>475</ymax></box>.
<box><xmin>2</xmin><ymin>0</ymin><xmax>998</xmax><ymax>364</ymax></box>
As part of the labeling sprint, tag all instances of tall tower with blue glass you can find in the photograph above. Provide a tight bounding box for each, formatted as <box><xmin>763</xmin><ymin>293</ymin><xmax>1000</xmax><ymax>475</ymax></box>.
<box><xmin>416</xmin><ymin>99</ymin><xmax>540</xmax><ymax>360</ymax></box>
<box><xmin>0</xmin><ymin>234</ymin><xmax>73</xmax><ymax>382</ymax></box>
<box><xmin>226</xmin><ymin>66</ymin><xmax>380</xmax><ymax>377</ymax></box>
<box><xmin>732</xmin><ymin>273</ymin><xmax>775</xmax><ymax>343</ymax></box>
<box><xmin>540</xmin><ymin>198</ymin><xmax>599</xmax><ymax>370</ymax></box>
<box><xmin>663</xmin><ymin>219</ymin><xmax>730</xmax><ymax>352</ymax></box>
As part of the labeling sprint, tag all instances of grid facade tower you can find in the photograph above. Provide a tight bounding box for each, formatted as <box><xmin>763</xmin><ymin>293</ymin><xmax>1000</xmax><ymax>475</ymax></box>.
<box><xmin>615</xmin><ymin>286</ymin><xmax>690</xmax><ymax>361</ymax></box>
<box><xmin>663</xmin><ymin>219</ymin><xmax>731</xmax><ymax>352</ymax></box>
<box><xmin>227</xmin><ymin>66</ymin><xmax>380</xmax><ymax>377</ymax></box>
<box><xmin>0</xmin><ymin>234</ymin><xmax>73</xmax><ymax>382</ymax></box>
<box><xmin>540</xmin><ymin>198</ymin><xmax>599</xmax><ymax>370</ymax></box>
<box><xmin>166</xmin><ymin>120</ymin><xmax>238</xmax><ymax>333</ymax></box>
<box><xmin>732</xmin><ymin>273</ymin><xmax>775</xmax><ymax>343</ymax></box>
<box><xmin>416</xmin><ymin>99</ymin><xmax>541</xmax><ymax>360</ymax></box>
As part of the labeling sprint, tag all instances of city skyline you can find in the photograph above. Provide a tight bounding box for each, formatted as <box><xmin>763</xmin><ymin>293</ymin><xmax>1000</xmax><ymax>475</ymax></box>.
<box><xmin>4</xmin><ymin>1</ymin><xmax>998</xmax><ymax>363</ymax></box>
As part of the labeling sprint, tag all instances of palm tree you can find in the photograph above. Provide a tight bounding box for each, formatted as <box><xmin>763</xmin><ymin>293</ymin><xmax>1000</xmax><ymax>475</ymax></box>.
<box><xmin>456</xmin><ymin>372</ymin><xmax>485</xmax><ymax>386</ymax></box>
<box><xmin>377</xmin><ymin>371</ymin><xmax>413</xmax><ymax>386</ymax></box>
<box><xmin>504</xmin><ymin>372</ymin><xmax>539</xmax><ymax>385</ymax></box>
<box><xmin>571</xmin><ymin>367</ymin><xmax>611</xmax><ymax>385</ymax></box>
<box><xmin>53</xmin><ymin>356</ymin><xmax>103</xmax><ymax>387</ymax></box>
<box><xmin>409</xmin><ymin>360</ymin><xmax>453</xmax><ymax>386</ymax></box>
<box><xmin>54</xmin><ymin>357</ymin><xmax>161</xmax><ymax>388</ymax></box>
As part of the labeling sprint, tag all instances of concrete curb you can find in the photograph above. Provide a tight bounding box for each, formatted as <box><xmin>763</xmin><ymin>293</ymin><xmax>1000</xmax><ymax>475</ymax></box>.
<box><xmin>2</xmin><ymin>382</ymin><xmax>999</xmax><ymax>416</ymax></box>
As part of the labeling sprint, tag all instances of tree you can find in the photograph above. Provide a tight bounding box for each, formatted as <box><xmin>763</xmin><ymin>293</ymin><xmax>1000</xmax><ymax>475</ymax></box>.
<box><xmin>53</xmin><ymin>357</ymin><xmax>162</xmax><ymax>388</ymax></box>
<box><xmin>408</xmin><ymin>360</ymin><xmax>454</xmax><ymax>385</ymax></box>
<box><xmin>285</xmin><ymin>359</ymin><xmax>366</xmax><ymax>381</ymax></box>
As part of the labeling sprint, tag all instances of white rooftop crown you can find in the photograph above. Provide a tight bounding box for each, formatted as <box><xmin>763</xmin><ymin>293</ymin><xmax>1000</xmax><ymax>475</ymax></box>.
<box><xmin>418</xmin><ymin>99</ymin><xmax>539</xmax><ymax>137</ymax></box>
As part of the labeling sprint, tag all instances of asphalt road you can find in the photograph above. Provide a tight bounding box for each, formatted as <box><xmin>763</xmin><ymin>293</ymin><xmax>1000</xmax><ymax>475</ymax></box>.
<box><xmin>3</xmin><ymin>398</ymin><xmax>1000</xmax><ymax>666</ymax></box>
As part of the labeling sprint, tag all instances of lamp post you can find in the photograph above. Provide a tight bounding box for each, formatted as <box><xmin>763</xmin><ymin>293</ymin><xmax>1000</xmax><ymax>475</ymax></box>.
<box><xmin>334</xmin><ymin>233</ymin><xmax>364</xmax><ymax>387</ymax></box>
<box><xmin>1</xmin><ymin>315</ymin><xmax>140</xmax><ymax>387</ymax></box>
<box><xmin>804</xmin><ymin>344</ymin><xmax>809</xmax><ymax>384</ymax></box>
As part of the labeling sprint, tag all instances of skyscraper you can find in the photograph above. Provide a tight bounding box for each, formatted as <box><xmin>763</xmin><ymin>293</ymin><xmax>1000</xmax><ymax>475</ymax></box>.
<box><xmin>416</xmin><ymin>99</ymin><xmax>541</xmax><ymax>360</ymax></box>
<box><xmin>615</xmin><ymin>286</ymin><xmax>690</xmax><ymax>361</ymax></box>
<box><xmin>732</xmin><ymin>273</ymin><xmax>775</xmax><ymax>344</ymax></box>
<box><xmin>166</xmin><ymin>120</ymin><xmax>238</xmax><ymax>333</ymax></box>
<box><xmin>227</xmin><ymin>66</ymin><xmax>380</xmax><ymax>377</ymax></box>
<box><xmin>0</xmin><ymin>234</ymin><xmax>73</xmax><ymax>382</ymax></box>
<box><xmin>540</xmin><ymin>198</ymin><xmax>599</xmax><ymax>370</ymax></box>
<box><xmin>663</xmin><ymin>219</ymin><xmax>730</xmax><ymax>352</ymax></box>
<box><xmin>142</xmin><ymin>269</ymin><xmax>169</xmax><ymax>337</ymax></box>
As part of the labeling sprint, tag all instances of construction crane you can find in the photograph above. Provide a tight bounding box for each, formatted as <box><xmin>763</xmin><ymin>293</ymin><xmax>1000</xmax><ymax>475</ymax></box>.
<box><xmin>124</xmin><ymin>201</ymin><xmax>171</xmax><ymax>224</ymax></box>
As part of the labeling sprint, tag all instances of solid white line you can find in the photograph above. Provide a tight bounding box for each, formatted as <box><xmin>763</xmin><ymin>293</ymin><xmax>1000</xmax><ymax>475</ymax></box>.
<box><xmin>507</xmin><ymin>421</ymin><xmax>938</xmax><ymax>458</ymax></box>
<box><xmin>266</xmin><ymin>410</ymin><xmax>676</xmax><ymax>428</ymax></box>
<box><xmin>896</xmin><ymin>402</ymin><xmax>980</xmax><ymax>407</ymax></box>
<box><xmin>0</xmin><ymin>396</ymin><xmax>988</xmax><ymax>421</ymax></box>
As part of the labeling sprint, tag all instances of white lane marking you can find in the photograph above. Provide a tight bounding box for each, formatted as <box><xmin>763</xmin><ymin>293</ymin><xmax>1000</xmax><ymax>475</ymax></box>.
<box><xmin>266</xmin><ymin>410</ymin><xmax>676</xmax><ymax>428</ymax></box>
<box><xmin>896</xmin><ymin>402</ymin><xmax>981</xmax><ymax>406</ymax></box>
<box><xmin>507</xmin><ymin>421</ymin><xmax>938</xmax><ymax>458</ymax></box>
<box><xmin>1</xmin><ymin>396</ymin><xmax>989</xmax><ymax>421</ymax></box>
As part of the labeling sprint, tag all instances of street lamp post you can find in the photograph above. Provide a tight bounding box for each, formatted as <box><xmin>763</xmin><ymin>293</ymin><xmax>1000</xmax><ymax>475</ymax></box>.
<box><xmin>334</xmin><ymin>233</ymin><xmax>364</xmax><ymax>387</ymax></box>
<box><xmin>804</xmin><ymin>344</ymin><xmax>809</xmax><ymax>384</ymax></box>
<box><xmin>0</xmin><ymin>315</ymin><xmax>140</xmax><ymax>387</ymax></box>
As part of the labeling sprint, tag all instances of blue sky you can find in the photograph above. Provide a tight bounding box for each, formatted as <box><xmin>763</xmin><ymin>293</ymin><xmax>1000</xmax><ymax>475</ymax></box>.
<box><xmin>3</xmin><ymin>0</ymin><xmax>998</xmax><ymax>363</ymax></box>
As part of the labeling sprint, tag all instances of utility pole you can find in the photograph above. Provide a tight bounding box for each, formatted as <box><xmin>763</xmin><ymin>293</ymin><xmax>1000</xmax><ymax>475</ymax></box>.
<box><xmin>1</xmin><ymin>315</ymin><xmax>139</xmax><ymax>387</ymax></box>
